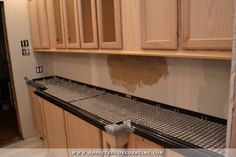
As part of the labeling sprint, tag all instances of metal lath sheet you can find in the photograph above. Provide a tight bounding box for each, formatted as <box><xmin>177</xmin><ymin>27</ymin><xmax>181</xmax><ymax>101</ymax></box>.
<box><xmin>36</xmin><ymin>78</ymin><xmax>105</xmax><ymax>102</ymax></box>
<box><xmin>36</xmin><ymin>77</ymin><xmax>226</xmax><ymax>155</ymax></box>
<box><xmin>72</xmin><ymin>94</ymin><xmax>226</xmax><ymax>155</ymax></box>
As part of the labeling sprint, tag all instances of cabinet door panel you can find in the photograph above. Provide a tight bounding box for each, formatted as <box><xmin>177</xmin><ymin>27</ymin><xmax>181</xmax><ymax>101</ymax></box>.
<box><xmin>37</xmin><ymin>0</ymin><xmax>50</xmax><ymax>48</ymax></box>
<box><xmin>63</xmin><ymin>0</ymin><xmax>80</xmax><ymax>48</ymax></box>
<box><xmin>28</xmin><ymin>87</ymin><xmax>45</xmax><ymax>139</ymax></box>
<box><xmin>128</xmin><ymin>134</ymin><xmax>163</xmax><ymax>149</ymax></box>
<box><xmin>53</xmin><ymin>0</ymin><xmax>66</xmax><ymax>48</ymax></box>
<box><xmin>43</xmin><ymin>101</ymin><xmax>68</xmax><ymax>148</ymax></box>
<box><xmin>78</xmin><ymin>0</ymin><xmax>98</xmax><ymax>48</ymax></box>
<box><xmin>28</xmin><ymin>0</ymin><xmax>41</xmax><ymax>48</ymax></box>
<box><xmin>141</xmin><ymin>0</ymin><xmax>177</xmax><ymax>50</ymax></box>
<box><xmin>181</xmin><ymin>0</ymin><xmax>234</xmax><ymax>50</ymax></box>
<box><xmin>65</xmin><ymin>111</ymin><xmax>102</xmax><ymax>148</ymax></box>
<box><xmin>97</xmin><ymin>0</ymin><xmax>122</xmax><ymax>49</ymax></box>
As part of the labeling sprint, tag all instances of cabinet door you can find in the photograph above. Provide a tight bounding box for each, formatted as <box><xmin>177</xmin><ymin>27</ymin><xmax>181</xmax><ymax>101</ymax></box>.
<box><xmin>53</xmin><ymin>0</ymin><xmax>66</xmax><ymax>48</ymax></box>
<box><xmin>43</xmin><ymin>100</ymin><xmax>68</xmax><ymax>148</ymax></box>
<box><xmin>128</xmin><ymin>134</ymin><xmax>163</xmax><ymax>149</ymax></box>
<box><xmin>165</xmin><ymin>149</ymin><xmax>185</xmax><ymax>157</ymax></box>
<box><xmin>63</xmin><ymin>0</ymin><xmax>80</xmax><ymax>48</ymax></box>
<box><xmin>78</xmin><ymin>0</ymin><xmax>98</xmax><ymax>49</ymax></box>
<box><xmin>181</xmin><ymin>0</ymin><xmax>234</xmax><ymax>50</ymax></box>
<box><xmin>28</xmin><ymin>0</ymin><xmax>41</xmax><ymax>48</ymax></box>
<box><xmin>97</xmin><ymin>0</ymin><xmax>122</xmax><ymax>49</ymax></box>
<box><xmin>141</xmin><ymin>0</ymin><xmax>177</xmax><ymax>50</ymax></box>
<box><xmin>28</xmin><ymin>0</ymin><xmax>50</xmax><ymax>49</ymax></box>
<box><xmin>65</xmin><ymin>111</ymin><xmax>102</xmax><ymax>148</ymax></box>
<box><xmin>28</xmin><ymin>87</ymin><xmax>46</xmax><ymax>139</ymax></box>
<box><xmin>37</xmin><ymin>0</ymin><xmax>50</xmax><ymax>48</ymax></box>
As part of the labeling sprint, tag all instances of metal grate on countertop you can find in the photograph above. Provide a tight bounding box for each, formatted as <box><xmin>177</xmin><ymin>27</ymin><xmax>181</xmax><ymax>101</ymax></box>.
<box><xmin>72</xmin><ymin>94</ymin><xmax>226</xmax><ymax>155</ymax></box>
<box><xmin>36</xmin><ymin>78</ymin><xmax>105</xmax><ymax>102</ymax></box>
<box><xmin>36</xmin><ymin>77</ymin><xmax>226</xmax><ymax>156</ymax></box>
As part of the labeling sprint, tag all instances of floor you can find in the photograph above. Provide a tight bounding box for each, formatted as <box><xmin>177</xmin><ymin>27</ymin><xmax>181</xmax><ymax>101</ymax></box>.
<box><xmin>5</xmin><ymin>137</ymin><xmax>44</xmax><ymax>148</ymax></box>
<box><xmin>0</xmin><ymin>108</ymin><xmax>21</xmax><ymax>147</ymax></box>
<box><xmin>2</xmin><ymin>137</ymin><xmax>47</xmax><ymax>157</ymax></box>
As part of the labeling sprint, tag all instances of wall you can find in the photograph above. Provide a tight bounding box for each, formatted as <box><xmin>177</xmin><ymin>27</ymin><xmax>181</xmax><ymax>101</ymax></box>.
<box><xmin>1</xmin><ymin>0</ymin><xmax>231</xmax><ymax>139</ymax></box>
<box><xmin>2</xmin><ymin>0</ymin><xmax>53</xmax><ymax>139</ymax></box>
<box><xmin>51</xmin><ymin>53</ymin><xmax>231</xmax><ymax>119</ymax></box>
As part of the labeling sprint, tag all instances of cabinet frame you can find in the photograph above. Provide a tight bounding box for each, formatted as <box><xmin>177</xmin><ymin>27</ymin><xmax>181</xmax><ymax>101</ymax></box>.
<box><xmin>28</xmin><ymin>0</ymin><xmax>50</xmax><ymax>49</ymax></box>
<box><xmin>62</xmin><ymin>0</ymin><xmax>81</xmax><ymax>48</ymax></box>
<box><xmin>53</xmin><ymin>0</ymin><xmax>66</xmax><ymax>48</ymax></box>
<box><xmin>96</xmin><ymin>0</ymin><xmax>122</xmax><ymax>49</ymax></box>
<box><xmin>78</xmin><ymin>0</ymin><xmax>98</xmax><ymax>49</ymax></box>
<box><xmin>140</xmin><ymin>0</ymin><xmax>178</xmax><ymax>50</ymax></box>
<box><xmin>181</xmin><ymin>0</ymin><xmax>233</xmax><ymax>50</ymax></box>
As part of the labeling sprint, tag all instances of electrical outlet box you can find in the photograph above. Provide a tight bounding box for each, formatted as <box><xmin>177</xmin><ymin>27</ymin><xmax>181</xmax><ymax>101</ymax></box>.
<box><xmin>21</xmin><ymin>40</ymin><xmax>29</xmax><ymax>48</ymax></box>
<box><xmin>36</xmin><ymin>66</ymin><xmax>43</xmax><ymax>74</ymax></box>
<box><xmin>22</xmin><ymin>49</ymin><xmax>30</xmax><ymax>56</ymax></box>
<box><xmin>21</xmin><ymin>40</ymin><xmax>30</xmax><ymax>56</ymax></box>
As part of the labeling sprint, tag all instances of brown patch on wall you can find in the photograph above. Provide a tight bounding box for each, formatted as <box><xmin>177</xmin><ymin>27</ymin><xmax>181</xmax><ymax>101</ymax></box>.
<box><xmin>107</xmin><ymin>56</ymin><xmax>169</xmax><ymax>93</ymax></box>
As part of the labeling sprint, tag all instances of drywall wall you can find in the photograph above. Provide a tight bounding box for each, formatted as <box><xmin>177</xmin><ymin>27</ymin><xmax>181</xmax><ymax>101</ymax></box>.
<box><xmin>2</xmin><ymin>0</ymin><xmax>53</xmax><ymax>139</ymax></box>
<box><xmin>51</xmin><ymin>53</ymin><xmax>231</xmax><ymax>119</ymax></box>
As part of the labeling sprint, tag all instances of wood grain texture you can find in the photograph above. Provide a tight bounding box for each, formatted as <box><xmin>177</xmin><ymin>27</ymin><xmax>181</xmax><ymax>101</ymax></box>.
<box><xmin>97</xmin><ymin>0</ymin><xmax>122</xmax><ymax>49</ymax></box>
<box><xmin>36</xmin><ymin>0</ymin><xmax>50</xmax><ymax>48</ymax></box>
<box><xmin>0</xmin><ymin>109</ymin><xmax>21</xmax><ymax>147</ymax></box>
<box><xmin>181</xmin><ymin>0</ymin><xmax>234</xmax><ymax>50</ymax></box>
<box><xmin>78</xmin><ymin>0</ymin><xmax>98</xmax><ymax>49</ymax></box>
<box><xmin>65</xmin><ymin>111</ymin><xmax>102</xmax><ymax>148</ymax></box>
<box><xmin>63</xmin><ymin>0</ymin><xmax>80</xmax><ymax>48</ymax></box>
<box><xmin>128</xmin><ymin>134</ymin><xmax>163</xmax><ymax>148</ymax></box>
<box><xmin>141</xmin><ymin>0</ymin><xmax>178</xmax><ymax>50</ymax></box>
<box><xmin>34</xmin><ymin>49</ymin><xmax>232</xmax><ymax>60</ymax></box>
<box><xmin>53</xmin><ymin>0</ymin><xmax>66</xmax><ymax>48</ymax></box>
<box><xmin>28</xmin><ymin>0</ymin><xmax>41</xmax><ymax>48</ymax></box>
<box><xmin>121</xmin><ymin>0</ymin><xmax>141</xmax><ymax>51</ymax></box>
<box><xmin>43</xmin><ymin>100</ymin><xmax>68</xmax><ymax>148</ymax></box>
<box><xmin>28</xmin><ymin>87</ymin><xmax>45</xmax><ymax>139</ymax></box>
<box><xmin>102</xmin><ymin>131</ymin><xmax>129</xmax><ymax>148</ymax></box>
<box><xmin>46</xmin><ymin>0</ymin><xmax>57</xmax><ymax>49</ymax></box>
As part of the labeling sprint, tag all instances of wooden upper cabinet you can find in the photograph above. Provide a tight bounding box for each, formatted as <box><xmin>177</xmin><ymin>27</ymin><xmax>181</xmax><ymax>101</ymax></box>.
<box><xmin>28</xmin><ymin>0</ymin><xmax>50</xmax><ymax>49</ymax></box>
<box><xmin>78</xmin><ymin>0</ymin><xmax>98</xmax><ymax>49</ymax></box>
<box><xmin>63</xmin><ymin>0</ymin><xmax>80</xmax><ymax>48</ymax></box>
<box><xmin>181</xmin><ymin>0</ymin><xmax>234</xmax><ymax>50</ymax></box>
<box><xmin>141</xmin><ymin>0</ymin><xmax>178</xmax><ymax>50</ymax></box>
<box><xmin>52</xmin><ymin>0</ymin><xmax>66</xmax><ymax>48</ymax></box>
<box><xmin>97</xmin><ymin>0</ymin><xmax>122</xmax><ymax>49</ymax></box>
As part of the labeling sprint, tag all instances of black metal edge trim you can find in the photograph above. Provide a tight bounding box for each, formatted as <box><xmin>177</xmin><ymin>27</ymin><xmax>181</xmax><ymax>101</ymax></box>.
<box><xmin>26</xmin><ymin>80</ymin><xmax>47</xmax><ymax>90</ymax></box>
<box><xmin>32</xmin><ymin>76</ymin><xmax>55</xmax><ymax>82</ymax></box>
<box><xmin>34</xmin><ymin>75</ymin><xmax>226</xmax><ymax>125</ymax></box>
<box><xmin>133</xmin><ymin>124</ymin><xmax>223</xmax><ymax>157</ymax></box>
<box><xmin>34</xmin><ymin>90</ymin><xmax>111</xmax><ymax>131</ymax></box>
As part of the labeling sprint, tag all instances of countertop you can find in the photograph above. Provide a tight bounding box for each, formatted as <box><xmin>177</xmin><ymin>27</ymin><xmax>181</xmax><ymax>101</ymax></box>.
<box><xmin>28</xmin><ymin>76</ymin><xmax>227</xmax><ymax>157</ymax></box>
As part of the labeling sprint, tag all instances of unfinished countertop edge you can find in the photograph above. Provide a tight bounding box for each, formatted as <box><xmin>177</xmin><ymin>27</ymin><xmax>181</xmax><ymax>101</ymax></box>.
<box><xmin>33</xmin><ymin>49</ymin><xmax>232</xmax><ymax>61</ymax></box>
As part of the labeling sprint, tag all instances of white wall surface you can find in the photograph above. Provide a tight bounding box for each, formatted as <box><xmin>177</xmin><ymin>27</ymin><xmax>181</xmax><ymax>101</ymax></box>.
<box><xmin>51</xmin><ymin>54</ymin><xmax>231</xmax><ymax>119</ymax></box>
<box><xmin>3</xmin><ymin>0</ymin><xmax>53</xmax><ymax>139</ymax></box>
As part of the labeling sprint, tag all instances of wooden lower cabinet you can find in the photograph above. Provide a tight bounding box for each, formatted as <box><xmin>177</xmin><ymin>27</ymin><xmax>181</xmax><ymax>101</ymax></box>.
<box><xmin>64</xmin><ymin>111</ymin><xmax>102</xmax><ymax>148</ymax></box>
<box><xmin>43</xmin><ymin>100</ymin><xmax>68</xmax><ymax>148</ymax></box>
<box><xmin>128</xmin><ymin>134</ymin><xmax>184</xmax><ymax>157</ymax></box>
<box><xmin>28</xmin><ymin>93</ymin><xmax>185</xmax><ymax>157</ymax></box>
<box><xmin>28</xmin><ymin>87</ymin><xmax>46</xmax><ymax>140</ymax></box>
<box><xmin>128</xmin><ymin>134</ymin><xmax>163</xmax><ymax>149</ymax></box>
